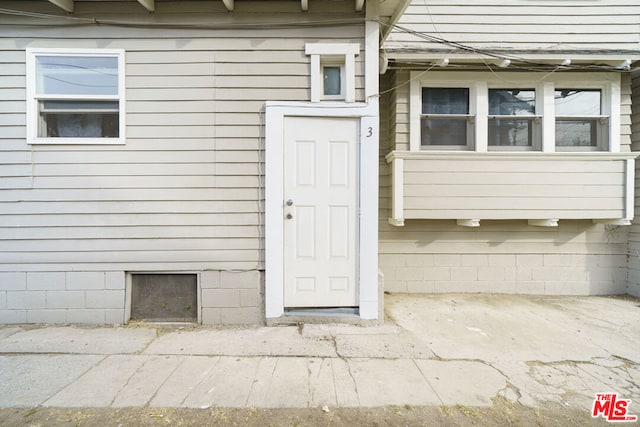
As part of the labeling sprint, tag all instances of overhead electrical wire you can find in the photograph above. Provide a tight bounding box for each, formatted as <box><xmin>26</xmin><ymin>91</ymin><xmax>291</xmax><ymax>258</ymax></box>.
<box><xmin>380</xmin><ymin>21</ymin><xmax>636</xmax><ymax>72</ymax></box>
<box><xmin>0</xmin><ymin>6</ymin><xmax>634</xmax><ymax>73</ymax></box>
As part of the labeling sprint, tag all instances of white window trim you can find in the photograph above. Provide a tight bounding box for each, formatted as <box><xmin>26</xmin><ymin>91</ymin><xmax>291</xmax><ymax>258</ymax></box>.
<box><xmin>306</xmin><ymin>43</ymin><xmax>359</xmax><ymax>103</ymax></box>
<box><xmin>409</xmin><ymin>71</ymin><xmax>621</xmax><ymax>153</ymax></box>
<box><xmin>26</xmin><ymin>48</ymin><xmax>126</xmax><ymax>145</ymax></box>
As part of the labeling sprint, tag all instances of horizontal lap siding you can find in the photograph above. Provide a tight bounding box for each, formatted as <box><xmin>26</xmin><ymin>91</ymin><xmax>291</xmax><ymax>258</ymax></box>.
<box><xmin>0</xmin><ymin>47</ymin><xmax>29</xmax><ymax>190</ymax></box>
<box><xmin>386</xmin><ymin>1</ymin><xmax>640</xmax><ymax>52</ymax></box>
<box><xmin>402</xmin><ymin>158</ymin><xmax>626</xmax><ymax>220</ymax></box>
<box><xmin>629</xmin><ymin>71</ymin><xmax>640</xmax><ymax>296</ymax></box>
<box><xmin>622</xmin><ymin>74</ymin><xmax>633</xmax><ymax>151</ymax></box>
<box><xmin>379</xmin><ymin>72</ymin><xmax>394</xmax><ymax>222</ymax></box>
<box><xmin>0</xmin><ymin>1</ymin><xmax>365</xmax><ymax>271</ymax></box>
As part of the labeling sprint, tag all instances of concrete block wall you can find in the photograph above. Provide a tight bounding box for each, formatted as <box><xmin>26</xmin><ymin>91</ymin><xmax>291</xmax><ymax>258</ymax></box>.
<box><xmin>380</xmin><ymin>221</ymin><xmax>629</xmax><ymax>296</ymax></box>
<box><xmin>0</xmin><ymin>272</ymin><xmax>126</xmax><ymax>324</ymax></box>
<box><xmin>200</xmin><ymin>270</ymin><xmax>264</xmax><ymax>325</ymax></box>
<box><xmin>0</xmin><ymin>269</ymin><xmax>264</xmax><ymax>325</ymax></box>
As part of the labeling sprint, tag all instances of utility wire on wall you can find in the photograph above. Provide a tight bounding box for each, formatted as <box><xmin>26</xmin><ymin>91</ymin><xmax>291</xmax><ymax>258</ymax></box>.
<box><xmin>380</xmin><ymin>21</ymin><xmax>636</xmax><ymax>73</ymax></box>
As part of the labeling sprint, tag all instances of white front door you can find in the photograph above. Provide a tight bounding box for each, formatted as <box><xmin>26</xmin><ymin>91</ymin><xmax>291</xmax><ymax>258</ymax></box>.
<box><xmin>283</xmin><ymin>116</ymin><xmax>359</xmax><ymax>308</ymax></box>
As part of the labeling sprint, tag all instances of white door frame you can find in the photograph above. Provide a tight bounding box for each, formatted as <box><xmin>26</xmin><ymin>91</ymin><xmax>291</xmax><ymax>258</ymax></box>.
<box><xmin>265</xmin><ymin>101</ymin><xmax>379</xmax><ymax>320</ymax></box>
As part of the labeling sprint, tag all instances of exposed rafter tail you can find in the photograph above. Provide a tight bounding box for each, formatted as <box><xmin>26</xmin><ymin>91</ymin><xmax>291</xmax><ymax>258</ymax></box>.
<box><xmin>48</xmin><ymin>0</ymin><xmax>74</xmax><ymax>13</ymax></box>
<box><xmin>137</xmin><ymin>0</ymin><xmax>155</xmax><ymax>12</ymax></box>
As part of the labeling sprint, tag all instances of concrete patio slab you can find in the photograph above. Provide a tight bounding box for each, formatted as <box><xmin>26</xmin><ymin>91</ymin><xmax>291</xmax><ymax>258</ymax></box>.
<box><xmin>414</xmin><ymin>360</ymin><xmax>507</xmax><ymax>406</ymax></box>
<box><xmin>111</xmin><ymin>355</ymin><xmax>183</xmax><ymax>407</ymax></box>
<box><xmin>0</xmin><ymin>294</ymin><xmax>638</xmax><ymax>416</ymax></box>
<box><xmin>0</xmin><ymin>326</ymin><xmax>156</xmax><ymax>355</ymax></box>
<box><xmin>0</xmin><ymin>355</ymin><xmax>102</xmax><ymax>407</ymax></box>
<box><xmin>301</xmin><ymin>323</ymin><xmax>404</xmax><ymax>338</ymax></box>
<box><xmin>385</xmin><ymin>294</ymin><xmax>630</xmax><ymax>363</ymax></box>
<box><xmin>347</xmin><ymin>358</ymin><xmax>442</xmax><ymax>406</ymax></box>
<box><xmin>179</xmin><ymin>356</ymin><xmax>261</xmax><ymax>408</ymax></box>
<box><xmin>44</xmin><ymin>355</ymin><xmax>146</xmax><ymax>407</ymax></box>
<box><xmin>143</xmin><ymin>327</ymin><xmax>336</xmax><ymax>357</ymax></box>
<box><xmin>248</xmin><ymin>357</ymin><xmax>317</xmax><ymax>408</ymax></box>
<box><xmin>0</xmin><ymin>327</ymin><xmax>22</xmax><ymax>340</ymax></box>
<box><xmin>335</xmin><ymin>332</ymin><xmax>435</xmax><ymax>359</ymax></box>
<box><xmin>149</xmin><ymin>356</ymin><xmax>219</xmax><ymax>407</ymax></box>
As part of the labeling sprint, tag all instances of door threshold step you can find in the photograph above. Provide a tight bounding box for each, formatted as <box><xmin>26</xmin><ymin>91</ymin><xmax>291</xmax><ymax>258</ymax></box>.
<box><xmin>284</xmin><ymin>307</ymin><xmax>359</xmax><ymax>317</ymax></box>
<box><xmin>267</xmin><ymin>307</ymin><xmax>382</xmax><ymax>326</ymax></box>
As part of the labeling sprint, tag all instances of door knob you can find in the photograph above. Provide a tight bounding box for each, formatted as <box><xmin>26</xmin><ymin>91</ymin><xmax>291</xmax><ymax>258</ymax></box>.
<box><xmin>286</xmin><ymin>213</ymin><xmax>293</xmax><ymax>219</ymax></box>
<box><xmin>286</xmin><ymin>199</ymin><xmax>293</xmax><ymax>206</ymax></box>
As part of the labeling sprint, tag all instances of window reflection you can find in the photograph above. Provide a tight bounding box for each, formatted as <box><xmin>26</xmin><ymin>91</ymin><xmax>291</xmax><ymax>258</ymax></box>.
<box><xmin>488</xmin><ymin>89</ymin><xmax>536</xmax><ymax>147</ymax></box>
<box><xmin>555</xmin><ymin>89</ymin><xmax>603</xmax><ymax>148</ymax></box>
<box><xmin>422</xmin><ymin>88</ymin><xmax>469</xmax><ymax>115</ymax></box>
<box><xmin>323</xmin><ymin>66</ymin><xmax>341</xmax><ymax>96</ymax></box>
<box><xmin>555</xmin><ymin>89</ymin><xmax>601</xmax><ymax>116</ymax></box>
<box><xmin>421</xmin><ymin>88</ymin><xmax>470</xmax><ymax>147</ymax></box>
<box><xmin>36</xmin><ymin>56</ymin><xmax>118</xmax><ymax>96</ymax></box>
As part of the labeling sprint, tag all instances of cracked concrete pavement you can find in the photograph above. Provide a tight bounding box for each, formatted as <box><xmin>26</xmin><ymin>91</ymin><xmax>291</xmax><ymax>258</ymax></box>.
<box><xmin>0</xmin><ymin>294</ymin><xmax>638</xmax><ymax>417</ymax></box>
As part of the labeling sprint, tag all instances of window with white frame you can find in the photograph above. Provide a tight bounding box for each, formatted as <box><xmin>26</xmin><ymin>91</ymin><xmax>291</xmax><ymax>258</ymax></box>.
<box><xmin>26</xmin><ymin>48</ymin><xmax>125</xmax><ymax>144</ymax></box>
<box><xmin>554</xmin><ymin>89</ymin><xmax>607</xmax><ymax>151</ymax></box>
<box><xmin>421</xmin><ymin>87</ymin><xmax>473</xmax><ymax>149</ymax></box>
<box><xmin>488</xmin><ymin>89</ymin><xmax>540</xmax><ymax>150</ymax></box>
<box><xmin>409</xmin><ymin>72</ymin><xmax>620</xmax><ymax>153</ymax></box>
<box><xmin>305</xmin><ymin>43</ymin><xmax>359</xmax><ymax>103</ymax></box>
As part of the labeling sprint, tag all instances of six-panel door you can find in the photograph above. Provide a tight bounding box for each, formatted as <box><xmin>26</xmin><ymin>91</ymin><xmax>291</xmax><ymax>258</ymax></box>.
<box><xmin>283</xmin><ymin>117</ymin><xmax>359</xmax><ymax>308</ymax></box>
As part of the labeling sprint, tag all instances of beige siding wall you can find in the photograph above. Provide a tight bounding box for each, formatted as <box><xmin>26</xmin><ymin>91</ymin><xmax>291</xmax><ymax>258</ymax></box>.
<box><xmin>379</xmin><ymin>72</ymin><xmax>393</xmax><ymax>224</ymax></box>
<box><xmin>398</xmin><ymin>154</ymin><xmax>628</xmax><ymax>220</ymax></box>
<box><xmin>629</xmin><ymin>71</ymin><xmax>640</xmax><ymax>297</ymax></box>
<box><xmin>386</xmin><ymin>1</ymin><xmax>640</xmax><ymax>53</ymax></box>
<box><xmin>378</xmin><ymin>70</ymin><xmax>633</xmax><ymax>296</ymax></box>
<box><xmin>0</xmin><ymin>0</ymin><xmax>365</xmax><ymax>323</ymax></box>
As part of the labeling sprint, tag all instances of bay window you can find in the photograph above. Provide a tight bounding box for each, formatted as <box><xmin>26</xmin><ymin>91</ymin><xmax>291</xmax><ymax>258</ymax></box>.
<box><xmin>409</xmin><ymin>72</ymin><xmax>620</xmax><ymax>153</ymax></box>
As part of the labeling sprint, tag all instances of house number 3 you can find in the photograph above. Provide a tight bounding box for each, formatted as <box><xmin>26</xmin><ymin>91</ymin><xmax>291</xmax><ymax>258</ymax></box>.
<box><xmin>366</xmin><ymin>127</ymin><xmax>373</xmax><ymax>137</ymax></box>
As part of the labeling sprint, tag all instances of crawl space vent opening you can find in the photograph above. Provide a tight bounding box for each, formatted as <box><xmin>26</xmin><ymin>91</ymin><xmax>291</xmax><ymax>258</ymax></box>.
<box><xmin>131</xmin><ymin>274</ymin><xmax>197</xmax><ymax>322</ymax></box>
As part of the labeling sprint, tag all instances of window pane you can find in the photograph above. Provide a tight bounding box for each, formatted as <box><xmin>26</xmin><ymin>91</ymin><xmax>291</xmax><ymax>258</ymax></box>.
<box><xmin>421</xmin><ymin>117</ymin><xmax>467</xmax><ymax>146</ymax></box>
<box><xmin>555</xmin><ymin>89</ymin><xmax>601</xmax><ymax>115</ymax></box>
<box><xmin>36</xmin><ymin>55</ymin><xmax>118</xmax><ymax>96</ymax></box>
<box><xmin>489</xmin><ymin>119</ymin><xmax>533</xmax><ymax>146</ymax></box>
<box><xmin>422</xmin><ymin>88</ymin><xmax>469</xmax><ymax>114</ymax></box>
<box><xmin>40</xmin><ymin>101</ymin><xmax>119</xmax><ymax>138</ymax></box>
<box><xmin>323</xmin><ymin>66</ymin><xmax>341</xmax><ymax>96</ymax></box>
<box><xmin>42</xmin><ymin>100</ymin><xmax>119</xmax><ymax>112</ymax></box>
<box><xmin>41</xmin><ymin>113</ymin><xmax>119</xmax><ymax>138</ymax></box>
<box><xmin>489</xmin><ymin>89</ymin><xmax>535</xmax><ymax>115</ymax></box>
<box><xmin>555</xmin><ymin>120</ymin><xmax>598</xmax><ymax>147</ymax></box>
